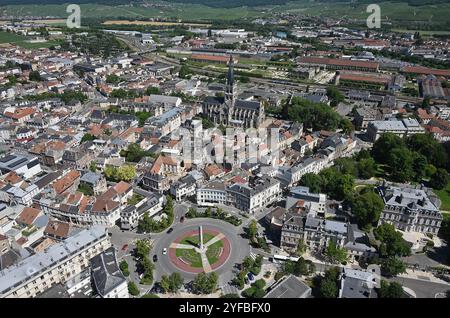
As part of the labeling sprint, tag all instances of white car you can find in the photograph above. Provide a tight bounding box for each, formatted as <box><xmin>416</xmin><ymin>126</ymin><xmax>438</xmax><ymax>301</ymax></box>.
<box><xmin>162</xmin><ymin>248</ymin><xmax>167</xmax><ymax>255</ymax></box>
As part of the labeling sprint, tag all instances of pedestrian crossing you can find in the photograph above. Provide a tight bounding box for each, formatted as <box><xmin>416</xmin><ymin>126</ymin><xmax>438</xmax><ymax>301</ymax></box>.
<box><xmin>220</xmin><ymin>284</ymin><xmax>240</xmax><ymax>296</ymax></box>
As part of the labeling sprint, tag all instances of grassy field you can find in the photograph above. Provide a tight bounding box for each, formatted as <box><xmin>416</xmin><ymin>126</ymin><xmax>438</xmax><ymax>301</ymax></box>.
<box><xmin>0</xmin><ymin>3</ymin><xmax>261</xmax><ymax>21</ymax></box>
<box><xmin>436</xmin><ymin>182</ymin><xmax>450</xmax><ymax>212</ymax></box>
<box><xmin>279</xmin><ymin>1</ymin><xmax>450</xmax><ymax>23</ymax></box>
<box><xmin>0</xmin><ymin>31</ymin><xmax>58</xmax><ymax>49</ymax></box>
<box><xmin>1</xmin><ymin>2</ymin><xmax>449</xmax><ymax>28</ymax></box>
<box><xmin>392</xmin><ymin>28</ymin><xmax>450</xmax><ymax>36</ymax></box>
<box><xmin>103</xmin><ymin>20</ymin><xmax>211</xmax><ymax>27</ymax></box>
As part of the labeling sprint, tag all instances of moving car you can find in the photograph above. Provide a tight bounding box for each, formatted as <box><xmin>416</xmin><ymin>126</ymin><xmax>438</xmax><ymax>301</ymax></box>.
<box><xmin>153</xmin><ymin>255</ymin><xmax>158</xmax><ymax>262</ymax></box>
<box><xmin>162</xmin><ymin>248</ymin><xmax>167</xmax><ymax>255</ymax></box>
<box><xmin>167</xmin><ymin>228</ymin><xmax>174</xmax><ymax>234</ymax></box>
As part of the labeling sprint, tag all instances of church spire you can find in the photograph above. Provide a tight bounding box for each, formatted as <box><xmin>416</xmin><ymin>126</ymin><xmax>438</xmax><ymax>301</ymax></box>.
<box><xmin>226</xmin><ymin>54</ymin><xmax>234</xmax><ymax>87</ymax></box>
<box><xmin>225</xmin><ymin>55</ymin><xmax>236</xmax><ymax>102</ymax></box>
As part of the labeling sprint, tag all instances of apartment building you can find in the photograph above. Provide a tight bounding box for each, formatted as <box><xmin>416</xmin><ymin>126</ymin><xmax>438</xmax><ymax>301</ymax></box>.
<box><xmin>0</xmin><ymin>226</ymin><xmax>110</xmax><ymax>298</ymax></box>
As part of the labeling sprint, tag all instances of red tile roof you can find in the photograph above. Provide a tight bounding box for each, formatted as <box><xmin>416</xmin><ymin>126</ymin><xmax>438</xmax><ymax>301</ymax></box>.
<box><xmin>402</xmin><ymin>66</ymin><xmax>450</xmax><ymax>78</ymax></box>
<box><xmin>298</xmin><ymin>56</ymin><xmax>379</xmax><ymax>70</ymax></box>
<box><xmin>16</xmin><ymin>207</ymin><xmax>41</xmax><ymax>226</ymax></box>
<box><xmin>53</xmin><ymin>170</ymin><xmax>80</xmax><ymax>195</ymax></box>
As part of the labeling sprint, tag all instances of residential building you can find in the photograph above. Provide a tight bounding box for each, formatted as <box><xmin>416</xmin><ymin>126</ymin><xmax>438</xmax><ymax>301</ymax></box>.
<box><xmin>0</xmin><ymin>226</ymin><xmax>110</xmax><ymax>298</ymax></box>
<box><xmin>91</xmin><ymin>247</ymin><xmax>129</xmax><ymax>298</ymax></box>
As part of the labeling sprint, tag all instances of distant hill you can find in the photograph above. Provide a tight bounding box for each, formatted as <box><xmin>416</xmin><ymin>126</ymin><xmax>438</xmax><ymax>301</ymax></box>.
<box><xmin>1</xmin><ymin>0</ymin><xmax>449</xmax><ymax>8</ymax></box>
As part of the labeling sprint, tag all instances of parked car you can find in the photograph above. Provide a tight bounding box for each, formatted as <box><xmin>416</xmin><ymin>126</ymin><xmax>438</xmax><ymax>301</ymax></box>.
<box><xmin>162</xmin><ymin>248</ymin><xmax>167</xmax><ymax>255</ymax></box>
<box><xmin>167</xmin><ymin>228</ymin><xmax>174</xmax><ymax>234</ymax></box>
<box><xmin>153</xmin><ymin>255</ymin><xmax>158</xmax><ymax>262</ymax></box>
<box><xmin>121</xmin><ymin>244</ymin><xmax>128</xmax><ymax>251</ymax></box>
<box><xmin>247</xmin><ymin>272</ymin><xmax>255</xmax><ymax>281</ymax></box>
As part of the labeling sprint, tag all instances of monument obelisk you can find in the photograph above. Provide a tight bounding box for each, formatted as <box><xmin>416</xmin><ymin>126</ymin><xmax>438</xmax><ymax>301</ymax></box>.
<box><xmin>199</xmin><ymin>225</ymin><xmax>204</xmax><ymax>250</ymax></box>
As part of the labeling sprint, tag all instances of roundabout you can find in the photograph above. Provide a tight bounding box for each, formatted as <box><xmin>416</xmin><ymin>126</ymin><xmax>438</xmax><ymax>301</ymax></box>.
<box><xmin>153</xmin><ymin>217</ymin><xmax>250</xmax><ymax>281</ymax></box>
<box><xmin>168</xmin><ymin>226</ymin><xmax>231</xmax><ymax>273</ymax></box>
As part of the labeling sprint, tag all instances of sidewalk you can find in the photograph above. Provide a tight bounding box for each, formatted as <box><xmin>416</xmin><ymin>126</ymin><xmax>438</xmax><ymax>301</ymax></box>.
<box><xmin>398</xmin><ymin>268</ymin><xmax>450</xmax><ymax>285</ymax></box>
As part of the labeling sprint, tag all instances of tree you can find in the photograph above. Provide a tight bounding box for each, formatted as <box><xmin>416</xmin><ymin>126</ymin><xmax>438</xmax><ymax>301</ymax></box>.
<box><xmin>128</xmin><ymin>282</ymin><xmax>140</xmax><ymax>296</ymax></box>
<box><xmin>317</xmin><ymin>266</ymin><xmax>341</xmax><ymax>298</ymax></box>
<box><xmin>388</xmin><ymin>147</ymin><xmax>414</xmax><ymax>182</ymax></box>
<box><xmin>326</xmin><ymin>86</ymin><xmax>345</xmax><ymax>107</ymax></box>
<box><xmin>299</xmin><ymin>173</ymin><xmax>323</xmax><ymax>193</ymax></box>
<box><xmin>29</xmin><ymin>70</ymin><xmax>42</xmax><ymax>81</ymax></box>
<box><xmin>381</xmin><ymin>256</ymin><xmax>406</xmax><ymax>277</ymax></box>
<box><xmin>120</xmin><ymin>143</ymin><xmax>150</xmax><ymax>163</ymax></box>
<box><xmin>356</xmin><ymin>157</ymin><xmax>376</xmax><ymax>179</ymax></box>
<box><xmin>135</xmin><ymin>239</ymin><xmax>151</xmax><ymax>259</ymax></box>
<box><xmin>81</xmin><ymin>133</ymin><xmax>95</xmax><ymax>143</ymax></box>
<box><xmin>282</xmin><ymin>257</ymin><xmax>315</xmax><ymax>276</ymax></box>
<box><xmin>422</xmin><ymin>96</ymin><xmax>431</xmax><ymax>109</ymax></box>
<box><xmin>351</xmin><ymin>190</ymin><xmax>384</xmax><ymax>229</ymax></box>
<box><xmin>160</xmin><ymin>273</ymin><xmax>184</xmax><ymax>293</ymax></box>
<box><xmin>378</xmin><ymin>280</ymin><xmax>404</xmax><ymax>298</ymax></box>
<box><xmin>89</xmin><ymin>161</ymin><xmax>97</xmax><ymax>172</ymax></box>
<box><xmin>287</xmin><ymin>97</ymin><xmax>343</xmax><ymax>131</ymax></box>
<box><xmin>295</xmin><ymin>239</ymin><xmax>306</xmax><ymax>256</ymax></box>
<box><xmin>247</xmin><ymin>220</ymin><xmax>258</xmax><ymax>240</ymax></box>
<box><xmin>105</xmin><ymin>165</ymin><xmax>136</xmax><ymax>182</ymax></box>
<box><xmin>179</xmin><ymin>65</ymin><xmax>191</xmax><ymax>79</ymax></box>
<box><xmin>145</xmin><ymin>86</ymin><xmax>160</xmax><ymax>95</ymax></box>
<box><xmin>374</xmin><ymin>223</ymin><xmax>411</xmax><ymax>257</ymax></box>
<box><xmin>192</xmin><ymin>272</ymin><xmax>218</xmax><ymax>294</ymax></box>
<box><xmin>429</xmin><ymin>168</ymin><xmax>449</xmax><ymax>190</ymax></box>
<box><xmin>324</xmin><ymin>241</ymin><xmax>347</xmax><ymax>264</ymax></box>
<box><xmin>412</xmin><ymin>152</ymin><xmax>428</xmax><ymax>181</ymax></box>
<box><xmin>106</xmin><ymin>74</ymin><xmax>121</xmax><ymax>84</ymax></box>
<box><xmin>334</xmin><ymin>158</ymin><xmax>358</xmax><ymax>176</ymax></box>
<box><xmin>319</xmin><ymin>277</ymin><xmax>339</xmax><ymax>298</ymax></box>
<box><xmin>78</xmin><ymin>183</ymin><xmax>93</xmax><ymax>196</ymax></box>
<box><xmin>372</xmin><ymin>133</ymin><xmax>405</xmax><ymax>164</ymax></box>
<box><xmin>119</xmin><ymin>260</ymin><xmax>129</xmax><ymax>277</ymax></box>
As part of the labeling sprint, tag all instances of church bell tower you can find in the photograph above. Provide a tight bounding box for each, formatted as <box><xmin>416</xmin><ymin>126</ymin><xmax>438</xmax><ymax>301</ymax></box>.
<box><xmin>225</xmin><ymin>55</ymin><xmax>237</xmax><ymax>102</ymax></box>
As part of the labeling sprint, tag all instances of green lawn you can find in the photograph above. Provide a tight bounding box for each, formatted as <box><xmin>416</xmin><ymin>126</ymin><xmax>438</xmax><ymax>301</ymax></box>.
<box><xmin>205</xmin><ymin>240</ymin><xmax>224</xmax><ymax>265</ymax></box>
<box><xmin>175</xmin><ymin>233</ymin><xmax>224</xmax><ymax>267</ymax></box>
<box><xmin>176</xmin><ymin>248</ymin><xmax>203</xmax><ymax>268</ymax></box>
<box><xmin>0</xmin><ymin>31</ymin><xmax>58</xmax><ymax>49</ymax></box>
<box><xmin>179</xmin><ymin>233</ymin><xmax>214</xmax><ymax>247</ymax></box>
<box><xmin>436</xmin><ymin>182</ymin><xmax>450</xmax><ymax>212</ymax></box>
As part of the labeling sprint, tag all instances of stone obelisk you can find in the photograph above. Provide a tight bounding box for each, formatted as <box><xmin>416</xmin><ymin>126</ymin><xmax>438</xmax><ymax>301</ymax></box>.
<box><xmin>199</xmin><ymin>225</ymin><xmax>204</xmax><ymax>250</ymax></box>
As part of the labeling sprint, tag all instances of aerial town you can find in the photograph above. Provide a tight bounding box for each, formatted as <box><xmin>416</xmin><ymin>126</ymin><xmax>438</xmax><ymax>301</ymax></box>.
<box><xmin>0</xmin><ymin>0</ymin><xmax>449</xmax><ymax>301</ymax></box>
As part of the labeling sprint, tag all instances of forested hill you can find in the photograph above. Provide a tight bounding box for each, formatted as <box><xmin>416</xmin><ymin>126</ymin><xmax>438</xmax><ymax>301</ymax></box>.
<box><xmin>1</xmin><ymin>0</ymin><xmax>449</xmax><ymax>8</ymax></box>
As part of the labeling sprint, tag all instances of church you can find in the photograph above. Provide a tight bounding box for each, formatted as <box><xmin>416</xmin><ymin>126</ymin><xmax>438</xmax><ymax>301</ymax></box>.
<box><xmin>202</xmin><ymin>55</ymin><xmax>265</xmax><ymax>129</ymax></box>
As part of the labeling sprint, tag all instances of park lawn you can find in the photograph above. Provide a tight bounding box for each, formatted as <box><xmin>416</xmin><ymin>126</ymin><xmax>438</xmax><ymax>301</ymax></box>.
<box><xmin>176</xmin><ymin>248</ymin><xmax>203</xmax><ymax>268</ymax></box>
<box><xmin>179</xmin><ymin>233</ymin><xmax>214</xmax><ymax>247</ymax></box>
<box><xmin>205</xmin><ymin>240</ymin><xmax>224</xmax><ymax>265</ymax></box>
<box><xmin>436</xmin><ymin>182</ymin><xmax>450</xmax><ymax>212</ymax></box>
